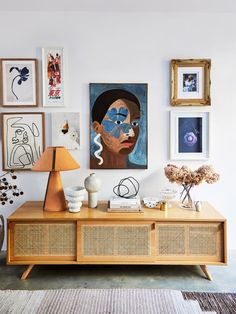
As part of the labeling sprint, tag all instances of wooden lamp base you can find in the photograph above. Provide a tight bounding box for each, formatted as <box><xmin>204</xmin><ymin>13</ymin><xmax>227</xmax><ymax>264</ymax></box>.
<box><xmin>43</xmin><ymin>171</ymin><xmax>67</xmax><ymax>211</ymax></box>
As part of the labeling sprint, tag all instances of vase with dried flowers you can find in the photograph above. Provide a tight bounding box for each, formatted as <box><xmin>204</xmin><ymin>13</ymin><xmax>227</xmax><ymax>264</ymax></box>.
<box><xmin>164</xmin><ymin>164</ymin><xmax>219</xmax><ymax>209</ymax></box>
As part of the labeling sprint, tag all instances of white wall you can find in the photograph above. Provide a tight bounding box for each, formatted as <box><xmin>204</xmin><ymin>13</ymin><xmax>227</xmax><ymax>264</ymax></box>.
<box><xmin>0</xmin><ymin>12</ymin><xmax>235</xmax><ymax>250</ymax></box>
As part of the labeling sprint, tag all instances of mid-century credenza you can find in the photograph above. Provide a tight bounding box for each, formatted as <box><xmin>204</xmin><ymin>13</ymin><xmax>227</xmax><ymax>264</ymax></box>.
<box><xmin>7</xmin><ymin>201</ymin><xmax>227</xmax><ymax>280</ymax></box>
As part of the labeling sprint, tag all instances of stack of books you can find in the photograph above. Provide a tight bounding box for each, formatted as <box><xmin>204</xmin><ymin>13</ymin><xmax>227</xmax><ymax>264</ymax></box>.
<box><xmin>108</xmin><ymin>196</ymin><xmax>142</xmax><ymax>212</ymax></box>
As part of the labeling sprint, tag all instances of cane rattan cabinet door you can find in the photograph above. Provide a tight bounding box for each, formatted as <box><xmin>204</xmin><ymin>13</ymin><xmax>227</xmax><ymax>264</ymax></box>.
<box><xmin>156</xmin><ymin>222</ymin><xmax>224</xmax><ymax>263</ymax></box>
<box><xmin>78</xmin><ymin>221</ymin><xmax>155</xmax><ymax>262</ymax></box>
<box><xmin>9</xmin><ymin>221</ymin><xmax>76</xmax><ymax>262</ymax></box>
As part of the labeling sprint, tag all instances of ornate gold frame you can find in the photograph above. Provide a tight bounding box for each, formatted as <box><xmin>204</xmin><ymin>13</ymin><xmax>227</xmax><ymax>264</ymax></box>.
<box><xmin>171</xmin><ymin>59</ymin><xmax>211</xmax><ymax>106</ymax></box>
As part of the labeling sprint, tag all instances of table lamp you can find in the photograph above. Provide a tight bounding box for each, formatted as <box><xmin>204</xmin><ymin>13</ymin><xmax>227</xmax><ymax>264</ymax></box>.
<box><xmin>32</xmin><ymin>146</ymin><xmax>80</xmax><ymax>212</ymax></box>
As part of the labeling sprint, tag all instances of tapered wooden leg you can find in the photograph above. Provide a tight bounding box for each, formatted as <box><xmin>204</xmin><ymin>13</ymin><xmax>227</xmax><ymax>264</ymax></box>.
<box><xmin>21</xmin><ymin>265</ymin><xmax>34</xmax><ymax>280</ymax></box>
<box><xmin>200</xmin><ymin>265</ymin><xmax>212</xmax><ymax>281</ymax></box>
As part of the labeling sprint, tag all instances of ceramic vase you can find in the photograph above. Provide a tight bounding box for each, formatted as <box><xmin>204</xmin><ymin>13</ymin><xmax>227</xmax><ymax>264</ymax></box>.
<box><xmin>0</xmin><ymin>215</ymin><xmax>4</xmax><ymax>252</ymax></box>
<box><xmin>84</xmin><ymin>173</ymin><xmax>101</xmax><ymax>208</ymax></box>
<box><xmin>64</xmin><ymin>186</ymin><xmax>85</xmax><ymax>213</ymax></box>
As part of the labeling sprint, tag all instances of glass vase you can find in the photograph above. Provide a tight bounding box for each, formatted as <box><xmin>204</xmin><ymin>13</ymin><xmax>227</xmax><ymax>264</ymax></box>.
<box><xmin>180</xmin><ymin>184</ymin><xmax>194</xmax><ymax>209</ymax></box>
<box><xmin>0</xmin><ymin>215</ymin><xmax>4</xmax><ymax>252</ymax></box>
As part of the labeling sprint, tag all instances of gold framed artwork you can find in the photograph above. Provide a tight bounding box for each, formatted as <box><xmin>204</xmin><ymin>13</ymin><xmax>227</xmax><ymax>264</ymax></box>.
<box><xmin>0</xmin><ymin>59</ymin><xmax>38</xmax><ymax>107</ymax></box>
<box><xmin>171</xmin><ymin>59</ymin><xmax>211</xmax><ymax>106</ymax></box>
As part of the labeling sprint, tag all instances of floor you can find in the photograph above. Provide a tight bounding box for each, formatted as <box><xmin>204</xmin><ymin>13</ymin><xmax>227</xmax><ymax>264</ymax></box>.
<box><xmin>1</xmin><ymin>251</ymin><xmax>236</xmax><ymax>292</ymax></box>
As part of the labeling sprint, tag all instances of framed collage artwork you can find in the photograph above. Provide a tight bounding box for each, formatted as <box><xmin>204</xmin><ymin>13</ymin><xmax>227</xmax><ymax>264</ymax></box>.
<box><xmin>171</xmin><ymin>59</ymin><xmax>211</xmax><ymax>106</ymax></box>
<box><xmin>1</xmin><ymin>112</ymin><xmax>45</xmax><ymax>170</ymax></box>
<box><xmin>42</xmin><ymin>47</ymin><xmax>65</xmax><ymax>107</ymax></box>
<box><xmin>90</xmin><ymin>83</ymin><xmax>148</xmax><ymax>169</ymax></box>
<box><xmin>170</xmin><ymin>111</ymin><xmax>210</xmax><ymax>160</ymax></box>
<box><xmin>0</xmin><ymin>59</ymin><xmax>38</xmax><ymax>107</ymax></box>
<box><xmin>51</xmin><ymin>112</ymin><xmax>80</xmax><ymax>150</ymax></box>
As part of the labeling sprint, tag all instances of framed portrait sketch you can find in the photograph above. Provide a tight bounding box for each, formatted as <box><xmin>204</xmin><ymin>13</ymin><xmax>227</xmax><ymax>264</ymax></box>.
<box><xmin>51</xmin><ymin>112</ymin><xmax>80</xmax><ymax>150</ymax></box>
<box><xmin>170</xmin><ymin>111</ymin><xmax>210</xmax><ymax>160</ymax></box>
<box><xmin>1</xmin><ymin>112</ymin><xmax>45</xmax><ymax>170</ymax></box>
<box><xmin>90</xmin><ymin>83</ymin><xmax>148</xmax><ymax>169</ymax></box>
<box><xmin>42</xmin><ymin>47</ymin><xmax>64</xmax><ymax>107</ymax></box>
<box><xmin>171</xmin><ymin>59</ymin><xmax>211</xmax><ymax>106</ymax></box>
<box><xmin>0</xmin><ymin>59</ymin><xmax>38</xmax><ymax>107</ymax></box>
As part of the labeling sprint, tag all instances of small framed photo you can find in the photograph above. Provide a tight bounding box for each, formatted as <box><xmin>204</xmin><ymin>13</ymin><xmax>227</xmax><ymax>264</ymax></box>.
<box><xmin>0</xmin><ymin>59</ymin><xmax>38</xmax><ymax>107</ymax></box>
<box><xmin>51</xmin><ymin>112</ymin><xmax>80</xmax><ymax>150</ymax></box>
<box><xmin>42</xmin><ymin>47</ymin><xmax>65</xmax><ymax>107</ymax></box>
<box><xmin>170</xmin><ymin>111</ymin><xmax>210</xmax><ymax>160</ymax></box>
<box><xmin>171</xmin><ymin>59</ymin><xmax>211</xmax><ymax>106</ymax></box>
<box><xmin>1</xmin><ymin>112</ymin><xmax>45</xmax><ymax>170</ymax></box>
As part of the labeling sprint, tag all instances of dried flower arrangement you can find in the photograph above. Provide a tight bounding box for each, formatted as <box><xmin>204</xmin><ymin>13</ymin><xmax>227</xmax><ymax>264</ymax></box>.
<box><xmin>164</xmin><ymin>164</ymin><xmax>219</xmax><ymax>208</ymax></box>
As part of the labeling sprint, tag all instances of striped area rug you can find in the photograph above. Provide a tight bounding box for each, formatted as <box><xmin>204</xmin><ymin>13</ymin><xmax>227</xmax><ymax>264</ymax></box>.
<box><xmin>0</xmin><ymin>289</ymin><xmax>216</xmax><ymax>314</ymax></box>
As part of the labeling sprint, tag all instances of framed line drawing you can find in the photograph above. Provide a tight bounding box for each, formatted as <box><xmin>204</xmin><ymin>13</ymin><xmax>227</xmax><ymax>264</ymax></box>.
<box><xmin>171</xmin><ymin>59</ymin><xmax>211</xmax><ymax>106</ymax></box>
<box><xmin>90</xmin><ymin>83</ymin><xmax>148</xmax><ymax>169</ymax></box>
<box><xmin>1</xmin><ymin>112</ymin><xmax>45</xmax><ymax>170</ymax></box>
<box><xmin>42</xmin><ymin>47</ymin><xmax>64</xmax><ymax>107</ymax></box>
<box><xmin>0</xmin><ymin>59</ymin><xmax>38</xmax><ymax>107</ymax></box>
<box><xmin>170</xmin><ymin>111</ymin><xmax>210</xmax><ymax>160</ymax></box>
<box><xmin>51</xmin><ymin>112</ymin><xmax>80</xmax><ymax>150</ymax></box>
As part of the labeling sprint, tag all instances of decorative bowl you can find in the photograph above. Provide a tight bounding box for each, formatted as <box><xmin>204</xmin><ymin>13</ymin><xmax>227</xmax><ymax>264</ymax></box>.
<box><xmin>143</xmin><ymin>197</ymin><xmax>159</xmax><ymax>208</ymax></box>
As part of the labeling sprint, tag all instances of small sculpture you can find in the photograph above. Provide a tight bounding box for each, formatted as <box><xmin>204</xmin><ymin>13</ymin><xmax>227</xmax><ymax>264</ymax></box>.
<box><xmin>113</xmin><ymin>176</ymin><xmax>139</xmax><ymax>199</ymax></box>
<box><xmin>84</xmin><ymin>173</ymin><xmax>101</xmax><ymax>208</ymax></box>
<box><xmin>0</xmin><ymin>170</ymin><xmax>24</xmax><ymax>206</ymax></box>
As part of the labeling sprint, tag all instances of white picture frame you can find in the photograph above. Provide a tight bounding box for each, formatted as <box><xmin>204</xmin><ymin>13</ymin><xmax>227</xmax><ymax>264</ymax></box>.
<box><xmin>42</xmin><ymin>47</ymin><xmax>64</xmax><ymax>107</ymax></box>
<box><xmin>1</xmin><ymin>112</ymin><xmax>45</xmax><ymax>170</ymax></box>
<box><xmin>0</xmin><ymin>59</ymin><xmax>38</xmax><ymax>107</ymax></box>
<box><xmin>170</xmin><ymin>111</ymin><xmax>210</xmax><ymax>160</ymax></box>
<box><xmin>51</xmin><ymin>112</ymin><xmax>80</xmax><ymax>150</ymax></box>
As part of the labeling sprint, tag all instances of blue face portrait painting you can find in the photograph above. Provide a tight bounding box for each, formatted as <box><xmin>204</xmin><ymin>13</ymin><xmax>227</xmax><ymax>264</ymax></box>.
<box><xmin>90</xmin><ymin>86</ymin><xmax>147</xmax><ymax>169</ymax></box>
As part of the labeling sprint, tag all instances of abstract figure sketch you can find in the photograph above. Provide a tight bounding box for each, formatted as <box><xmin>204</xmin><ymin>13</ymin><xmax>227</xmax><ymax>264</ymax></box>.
<box><xmin>1</xmin><ymin>113</ymin><xmax>45</xmax><ymax>170</ymax></box>
<box><xmin>90</xmin><ymin>83</ymin><xmax>148</xmax><ymax>169</ymax></box>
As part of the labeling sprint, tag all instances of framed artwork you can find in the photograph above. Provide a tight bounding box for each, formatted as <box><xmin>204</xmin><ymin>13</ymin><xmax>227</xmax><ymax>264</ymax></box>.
<box><xmin>171</xmin><ymin>59</ymin><xmax>211</xmax><ymax>106</ymax></box>
<box><xmin>170</xmin><ymin>111</ymin><xmax>210</xmax><ymax>160</ymax></box>
<box><xmin>90</xmin><ymin>83</ymin><xmax>148</xmax><ymax>169</ymax></box>
<box><xmin>42</xmin><ymin>47</ymin><xmax>64</xmax><ymax>107</ymax></box>
<box><xmin>51</xmin><ymin>112</ymin><xmax>80</xmax><ymax>150</ymax></box>
<box><xmin>0</xmin><ymin>59</ymin><xmax>38</xmax><ymax>107</ymax></box>
<box><xmin>1</xmin><ymin>112</ymin><xmax>45</xmax><ymax>170</ymax></box>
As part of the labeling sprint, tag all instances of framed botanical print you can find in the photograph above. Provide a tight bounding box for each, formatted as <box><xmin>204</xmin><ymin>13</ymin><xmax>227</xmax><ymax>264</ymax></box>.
<box><xmin>0</xmin><ymin>59</ymin><xmax>38</xmax><ymax>107</ymax></box>
<box><xmin>51</xmin><ymin>112</ymin><xmax>80</xmax><ymax>150</ymax></box>
<box><xmin>90</xmin><ymin>83</ymin><xmax>148</xmax><ymax>169</ymax></box>
<box><xmin>170</xmin><ymin>111</ymin><xmax>210</xmax><ymax>160</ymax></box>
<box><xmin>1</xmin><ymin>112</ymin><xmax>45</xmax><ymax>170</ymax></box>
<box><xmin>171</xmin><ymin>59</ymin><xmax>211</xmax><ymax>106</ymax></box>
<box><xmin>42</xmin><ymin>47</ymin><xmax>64</xmax><ymax>107</ymax></box>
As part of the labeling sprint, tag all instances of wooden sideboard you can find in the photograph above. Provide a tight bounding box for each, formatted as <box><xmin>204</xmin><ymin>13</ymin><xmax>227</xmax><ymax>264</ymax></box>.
<box><xmin>7</xmin><ymin>201</ymin><xmax>227</xmax><ymax>280</ymax></box>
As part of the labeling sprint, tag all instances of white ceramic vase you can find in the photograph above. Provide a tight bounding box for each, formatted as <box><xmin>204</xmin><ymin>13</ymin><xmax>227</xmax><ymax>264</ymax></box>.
<box><xmin>64</xmin><ymin>186</ymin><xmax>85</xmax><ymax>213</ymax></box>
<box><xmin>84</xmin><ymin>173</ymin><xmax>101</xmax><ymax>208</ymax></box>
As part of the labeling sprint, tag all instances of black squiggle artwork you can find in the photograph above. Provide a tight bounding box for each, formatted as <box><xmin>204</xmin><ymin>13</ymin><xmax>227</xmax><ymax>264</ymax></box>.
<box><xmin>5</xmin><ymin>116</ymin><xmax>42</xmax><ymax>169</ymax></box>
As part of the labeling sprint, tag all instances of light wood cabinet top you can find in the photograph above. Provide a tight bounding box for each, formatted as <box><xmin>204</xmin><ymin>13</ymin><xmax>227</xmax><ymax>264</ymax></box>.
<box><xmin>8</xmin><ymin>201</ymin><xmax>226</xmax><ymax>222</ymax></box>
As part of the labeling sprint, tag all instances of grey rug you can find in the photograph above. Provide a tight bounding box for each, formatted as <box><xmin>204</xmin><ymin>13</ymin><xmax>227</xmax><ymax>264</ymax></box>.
<box><xmin>0</xmin><ymin>289</ymin><xmax>214</xmax><ymax>314</ymax></box>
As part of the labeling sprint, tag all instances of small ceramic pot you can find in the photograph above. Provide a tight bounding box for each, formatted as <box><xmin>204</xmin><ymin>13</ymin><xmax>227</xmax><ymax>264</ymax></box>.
<box><xmin>64</xmin><ymin>186</ymin><xmax>85</xmax><ymax>213</ymax></box>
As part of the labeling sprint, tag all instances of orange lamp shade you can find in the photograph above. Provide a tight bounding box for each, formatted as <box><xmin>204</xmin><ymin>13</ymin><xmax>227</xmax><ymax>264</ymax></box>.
<box><xmin>32</xmin><ymin>146</ymin><xmax>80</xmax><ymax>172</ymax></box>
<box><xmin>32</xmin><ymin>147</ymin><xmax>80</xmax><ymax>212</ymax></box>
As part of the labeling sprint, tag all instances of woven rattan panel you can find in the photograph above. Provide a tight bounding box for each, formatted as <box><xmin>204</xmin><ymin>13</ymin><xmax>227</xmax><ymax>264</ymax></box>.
<box><xmin>189</xmin><ymin>224</ymin><xmax>220</xmax><ymax>256</ymax></box>
<box><xmin>157</xmin><ymin>225</ymin><xmax>185</xmax><ymax>255</ymax></box>
<box><xmin>82</xmin><ymin>225</ymin><xmax>150</xmax><ymax>256</ymax></box>
<box><xmin>14</xmin><ymin>223</ymin><xmax>76</xmax><ymax>257</ymax></box>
